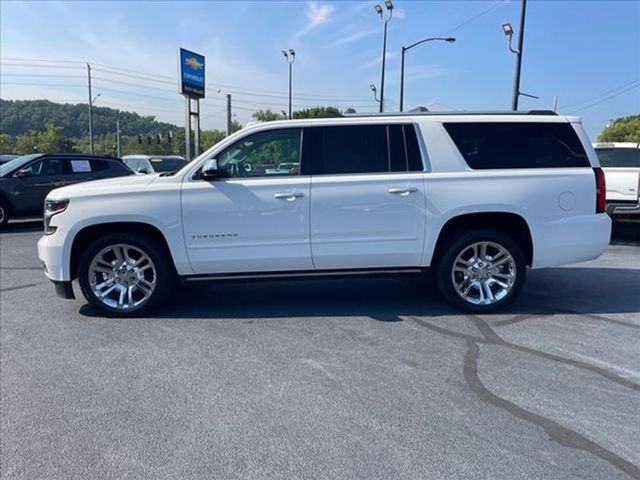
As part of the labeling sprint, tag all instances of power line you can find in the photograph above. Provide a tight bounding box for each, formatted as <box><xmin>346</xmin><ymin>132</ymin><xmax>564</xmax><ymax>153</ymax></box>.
<box><xmin>440</xmin><ymin>0</ymin><xmax>506</xmax><ymax>36</ymax></box>
<box><xmin>1</xmin><ymin>59</ymin><xmax>373</xmax><ymax>102</ymax></box>
<box><xmin>562</xmin><ymin>78</ymin><xmax>640</xmax><ymax>109</ymax></box>
<box><xmin>568</xmin><ymin>83</ymin><xmax>640</xmax><ymax>114</ymax></box>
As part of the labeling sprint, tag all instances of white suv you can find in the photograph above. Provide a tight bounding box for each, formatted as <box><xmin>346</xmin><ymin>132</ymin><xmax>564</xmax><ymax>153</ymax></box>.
<box><xmin>38</xmin><ymin>112</ymin><xmax>611</xmax><ymax>316</ymax></box>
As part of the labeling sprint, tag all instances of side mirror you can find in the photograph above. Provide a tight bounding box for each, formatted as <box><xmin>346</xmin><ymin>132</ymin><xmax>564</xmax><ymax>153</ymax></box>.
<box><xmin>137</xmin><ymin>168</ymin><xmax>150</xmax><ymax>174</ymax></box>
<box><xmin>14</xmin><ymin>169</ymin><xmax>31</xmax><ymax>178</ymax></box>
<box><xmin>201</xmin><ymin>158</ymin><xmax>222</xmax><ymax>180</ymax></box>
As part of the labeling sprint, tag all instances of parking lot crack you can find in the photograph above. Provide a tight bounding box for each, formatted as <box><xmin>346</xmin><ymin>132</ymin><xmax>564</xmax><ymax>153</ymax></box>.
<box><xmin>0</xmin><ymin>282</ymin><xmax>41</xmax><ymax>292</ymax></box>
<box><xmin>464</xmin><ymin>338</ymin><xmax>640</xmax><ymax>479</ymax></box>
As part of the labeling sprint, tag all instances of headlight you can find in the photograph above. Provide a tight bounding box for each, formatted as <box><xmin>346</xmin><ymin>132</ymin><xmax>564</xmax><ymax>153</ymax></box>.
<box><xmin>44</xmin><ymin>199</ymin><xmax>69</xmax><ymax>234</ymax></box>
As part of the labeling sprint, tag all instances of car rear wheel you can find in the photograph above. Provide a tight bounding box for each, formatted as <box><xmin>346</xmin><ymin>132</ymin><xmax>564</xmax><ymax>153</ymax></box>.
<box><xmin>0</xmin><ymin>199</ymin><xmax>10</xmax><ymax>227</ymax></box>
<box><xmin>435</xmin><ymin>229</ymin><xmax>526</xmax><ymax>312</ymax></box>
<box><xmin>78</xmin><ymin>233</ymin><xmax>174</xmax><ymax>317</ymax></box>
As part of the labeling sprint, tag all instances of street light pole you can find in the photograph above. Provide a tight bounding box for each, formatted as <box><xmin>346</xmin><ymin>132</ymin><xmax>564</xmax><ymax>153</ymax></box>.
<box><xmin>282</xmin><ymin>49</ymin><xmax>295</xmax><ymax>119</ymax></box>
<box><xmin>512</xmin><ymin>0</ymin><xmax>527</xmax><ymax>110</ymax></box>
<box><xmin>503</xmin><ymin>0</ymin><xmax>527</xmax><ymax>110</ymax></box>
<box><xmin>399</xmin><ymin>37</ymin><xmax>455</xmax><ymax>112</ymax></box>
<box><xmin>375</xmin><ymin>1</ymin><xmax>393</xmax><ymax>113</ymax></box>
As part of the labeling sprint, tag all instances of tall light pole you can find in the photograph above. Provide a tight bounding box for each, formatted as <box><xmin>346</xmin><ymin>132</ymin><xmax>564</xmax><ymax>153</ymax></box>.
<box><xmin>282</xmin><ymin>49</ymin><xmax>295</xmax><ymax>119</ymax></box>
<box><xmin>399</xmin><ymin>36</ymin><xmax>455</xmax><ymax>112</ymax></box>
<box><xmin>374</xmin><ymin>0</ymin><xmax>393</xmax><ymax>113</ymax></box>
<box><xmin>502</xmin><ymin>0</ymin><xmax>527</xmax><ymax>110</ymax></box>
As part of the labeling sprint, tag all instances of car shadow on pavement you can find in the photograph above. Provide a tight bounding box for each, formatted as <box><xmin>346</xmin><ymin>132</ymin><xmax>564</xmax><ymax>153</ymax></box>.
<box><xmin>78</xmin><ymin>266</ymin><xmax>640</xmax><ymax>321</ymax></box>
<box><xmin>1</xmin><ymin>220</ymin><xmax>42</xmax><ymax>234</ymax></box>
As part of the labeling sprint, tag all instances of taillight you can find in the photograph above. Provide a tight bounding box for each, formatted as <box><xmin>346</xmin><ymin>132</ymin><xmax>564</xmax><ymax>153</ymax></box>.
<box><xmin>594</xmin><ymin>167</ymin><xmax>606</xmax><ymax>214</ymax></box>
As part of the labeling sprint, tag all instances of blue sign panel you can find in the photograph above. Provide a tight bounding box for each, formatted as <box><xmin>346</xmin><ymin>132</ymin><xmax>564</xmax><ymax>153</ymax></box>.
<box><xmin>179</xmin><ymin>48</ymin><xmax>205</xmax><ymax>98</ymax></box>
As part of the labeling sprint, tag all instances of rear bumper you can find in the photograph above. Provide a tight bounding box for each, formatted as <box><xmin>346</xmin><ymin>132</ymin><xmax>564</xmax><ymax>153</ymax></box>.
<box><xmin>606</xmin><ymin>201</ymin><xmax>640</xmax><ymax>221</ymax></box>
<box><xmin>531</xmin><ymin>213</ymin><xmax>611</xmax><ymax>268</ymax></box>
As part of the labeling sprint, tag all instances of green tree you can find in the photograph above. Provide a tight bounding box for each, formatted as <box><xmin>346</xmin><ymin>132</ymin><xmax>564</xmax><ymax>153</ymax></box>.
<box><xmin>14</xmin><ymin>130</ymin><xmax>41</xmax><ymax>154</ymax></box>
<box><xmin>598</xmin><ymin>115</ymin><xmax>640</xmax><ymax>142</ymax></box>
<box><xmin>0</xmin><ymin>133</ymin><xmax>15</xmax><ymax>153</ymax></box>
<box><xmin>38</xmin><ymin>123</ymin><xmax>75</xmax><ymax>153</ymax></box>
<box><xmin>252</xmin><ymin>109</ymin><xmax>286</xmax><ymax>122</ymax></box>
<box><xmin>292</xmin><ymin>106</ymin><xmax>342</xmax><ymax>119</ymax></box>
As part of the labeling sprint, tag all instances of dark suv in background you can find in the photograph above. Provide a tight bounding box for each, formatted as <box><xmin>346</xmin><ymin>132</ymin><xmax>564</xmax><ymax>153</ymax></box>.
<box><xmin>0</xmin><ymin>153</ymin><xmax>132</xmax><ymax>227</ymax></box>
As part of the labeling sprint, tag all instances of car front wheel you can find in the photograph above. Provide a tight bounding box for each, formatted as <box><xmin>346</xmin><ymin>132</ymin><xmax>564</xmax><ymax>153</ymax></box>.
<box><xmin>0</xmin><ymin>199</ymin><xmax>10</xmax><ymax>227</ymax></box>
<box><xmin>78</xmin><ymin>233</ymin><xmax>173</xmax><ymax>316</ymax></box>
<box><xmin>435</xmin><ymin>229</ymin><xmax>526</xmax><ymax>312</ymax></box>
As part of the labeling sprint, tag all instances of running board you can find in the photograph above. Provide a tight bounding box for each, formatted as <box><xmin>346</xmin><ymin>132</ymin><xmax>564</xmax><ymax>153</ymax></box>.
<box><xmin>181</xmin><ymin>267</ymin><xmax>425</xmax><ymax>283</ymax></box>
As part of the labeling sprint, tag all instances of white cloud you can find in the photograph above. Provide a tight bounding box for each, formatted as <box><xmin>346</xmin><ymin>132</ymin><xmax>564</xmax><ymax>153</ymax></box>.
<box><xmin>328</xmin><ymin>28</ymin><xmax>379</xmax><ymax>48</ymax></box>
<box><xmin>295</xmin><ymin>2</ymin><xmax>336</xmax><ymax>38</ymax></box>
<box><xmin>359</xmin><ymin>51</ymin><xmax>398</xmax><ymax>70</ymax></box>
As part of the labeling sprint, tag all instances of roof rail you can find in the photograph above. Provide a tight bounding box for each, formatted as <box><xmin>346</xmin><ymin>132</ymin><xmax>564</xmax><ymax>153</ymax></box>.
<box><xmin>342</xmin><ymin>110</ymin><xmax>558</xmax><ymax>118</ymax></box>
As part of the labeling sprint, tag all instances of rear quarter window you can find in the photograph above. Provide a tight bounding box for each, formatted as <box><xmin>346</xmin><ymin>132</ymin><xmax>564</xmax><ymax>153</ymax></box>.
<box><xmin>596</xmin><ymin>148</ymin><xmax>640</xmax><ymax>168</ymax></box>
<box><xmin>444</xmin><ymin>122</ymin><xmax>589</xmax><ymax>169</ymax></box>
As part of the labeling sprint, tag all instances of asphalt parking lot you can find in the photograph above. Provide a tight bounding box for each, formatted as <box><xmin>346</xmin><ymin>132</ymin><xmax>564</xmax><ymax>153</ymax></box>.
<box><xmin>1</xmin><ymin>221</ymin><xmax>639</xmax><ymax>479</ymax></box>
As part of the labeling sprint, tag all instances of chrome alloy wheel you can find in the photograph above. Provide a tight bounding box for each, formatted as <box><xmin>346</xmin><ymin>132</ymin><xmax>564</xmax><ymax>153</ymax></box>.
<box><xmin>88</xmin><ymin>243</ymin><xmax>157</xmax><ymax>310</ymax></box>
<box><xmin>451</xmin><ymin>241</ymin><xmax>516</xmax><ymax>306</ymax></box>
<box><xmin>0</xmin><ymin>206</ymin><xmax>5</xmax><ymax>223</ymax></box>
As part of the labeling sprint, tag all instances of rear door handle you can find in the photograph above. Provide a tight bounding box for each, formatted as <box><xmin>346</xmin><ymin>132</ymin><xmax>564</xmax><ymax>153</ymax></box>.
<box><xmin>387</xmin><ymin>187</ymin><xmax>417</xmax><ymax>196</ymax></box>
<box><xmin>274</xmin><ymin>191</ymin><xmax>304</xmax><ymax>201</ymax></box>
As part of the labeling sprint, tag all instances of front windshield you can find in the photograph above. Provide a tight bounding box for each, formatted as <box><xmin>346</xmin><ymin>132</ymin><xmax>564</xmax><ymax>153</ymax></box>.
<box><xmin>150</xmin><ymin>157</ymin><xmax>188</xmax><ymax>172</ymax></box>
<box><xmin>0</xmin><ymin>154</ymin><xmax>41</xmax><ymax>177</ymax></box>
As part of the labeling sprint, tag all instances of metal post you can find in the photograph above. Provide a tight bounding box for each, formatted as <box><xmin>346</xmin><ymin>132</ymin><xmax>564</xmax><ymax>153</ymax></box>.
<box><xmin>379</xmin><ymin>19</ymin><xmax>388</xmax><ymax>113</ymax></box>
<box><xmin>87</xmin><ymin>63</ymin><xmax>94</xmax><ymax>154</ymax></box>
<box><xmin>288</xmin><ymin>61</ymin><xmax>292</xmax><ymax>119</ymax></box>
<box><xmin>399</xmin><ymin>47</ymin><xmax>406</xmax><ymax>112</ymax></box>
<box><xmin>184</xmin><ymin>96</ymin><xmax>191</xmax><ymax>161</ymax></box>
<box><xmin>552</xmin><ymin>95</ymin><xmax>558</xmax><ymax>112</ymax></box>
<box><xmin>511</xmin><ymin>0</ymin><xmax>527</xmax><ymax>110</ymax></box>
<box><xmin>116</xmin><ymin>118</ymin><xmax>121</xmax><ymax>157</ymax></box>
<box><xmin>226</xmin><ymin>94</ymin><xmax>232</xmax><ymax>136</ymax></box>
<box><xmin>193</xmin><ymin>99</ymin><xmax>200</xmax><ymax>158</ymax></box>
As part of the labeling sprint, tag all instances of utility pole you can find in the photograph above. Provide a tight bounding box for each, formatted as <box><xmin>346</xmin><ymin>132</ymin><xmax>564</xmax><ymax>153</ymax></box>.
<box><xmin>116</xmin><ymin>118</ymin><xmax>121</xmax><ymax>157</ymax></box>
<box><xmin>87</xmin><ymin>63</ymin><xmax>94</xmax><ymax>154</ymax></box>
<box><xmin>512</xmin><ymin>0</ymin><xmax>527</xmax><ymax>110</ymax></box>
<box><xmin>226</xmin><ymin>94</ymin><xmax>232</xmax><ymax>136</ymax></box>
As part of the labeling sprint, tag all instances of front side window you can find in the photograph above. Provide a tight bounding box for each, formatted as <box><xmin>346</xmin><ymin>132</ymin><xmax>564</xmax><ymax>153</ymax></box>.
<box><xmin>21</xmin><ymin>158</ymin><xmax>65</xmax><ymax>176</ymax></box>
<box><xmin>216</xmin><ymin>128</ymin><xmax>302</xmax><ymax>178</ymax></box>
<box><xmin>444</xmin><ymin>122</ymin><xmax>589</xmax><ymax>169</ymax></box>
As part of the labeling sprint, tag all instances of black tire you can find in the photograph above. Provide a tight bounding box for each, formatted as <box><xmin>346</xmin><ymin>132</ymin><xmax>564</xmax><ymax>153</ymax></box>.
<box><xmin>78</xmin><ymin>232</ymin><xmax>174</xmax><ymax>317</ymax></box>
<box><xmin>0</xmin><ymin>198</ymin><xmax>10</xmax><ymax>227</ymax></box>
<box><xmin>435</xmin><ymin>229</ymin><xmax>526</xmax><ymax>313</ymax></box>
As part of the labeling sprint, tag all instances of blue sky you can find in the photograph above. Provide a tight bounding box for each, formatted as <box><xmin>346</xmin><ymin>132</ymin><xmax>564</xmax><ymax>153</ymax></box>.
<box><xmin>1</xmin><ymin>0</ymin><xmax>638</xmax><ymax>139</ymax></box>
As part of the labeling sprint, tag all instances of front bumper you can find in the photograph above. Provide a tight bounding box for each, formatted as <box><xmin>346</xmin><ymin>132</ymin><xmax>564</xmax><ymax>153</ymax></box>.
<box><xmin>52</xmin><ymin>280</ymin><xmax>75</xmax><ymax>299</ymax></box>
<box><xmin>37</xmin><ymin>232</ymin><xmax>67</xmax><ymax>282</ymax></box>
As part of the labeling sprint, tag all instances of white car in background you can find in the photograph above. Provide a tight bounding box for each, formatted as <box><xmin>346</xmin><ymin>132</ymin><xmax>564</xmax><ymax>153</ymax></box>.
<box><xmin>593</xmin><ymin>142</ymin><xmax>640</xmax><ymax>222</ymax></box>
<box><xmin>122</xmin><ymin>155</ymin><xmax>188</xmax><ymax>174</ymax></box>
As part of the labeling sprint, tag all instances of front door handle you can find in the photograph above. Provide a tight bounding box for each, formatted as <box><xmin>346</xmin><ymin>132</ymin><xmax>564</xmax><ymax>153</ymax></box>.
<box><xmin>387</xmin><ymin>187</ymin><xmax>417</xmax><ymax>196</ymax></box>
<box><xmin>274</xmin><ymin>191</ymin><xmax>304</xmax><ymax>201</ymax></box>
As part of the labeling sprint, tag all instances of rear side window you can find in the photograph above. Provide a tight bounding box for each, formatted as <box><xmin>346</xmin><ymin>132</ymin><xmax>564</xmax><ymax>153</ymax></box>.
<box><xmin>595</xmin><ymin>148</ymin><xmax>640</xmax><ymax>168</ymax></box>
<box><xmin>306</xmin><ymin>124</ymin><xmax>424</xmax><ymax>175</ymax></box>
<box><xmin>444</xmin><ymin>122</ymin><xmax>589</xmax><ymax>169</ymax></box>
